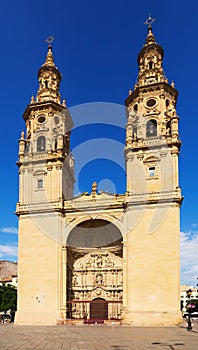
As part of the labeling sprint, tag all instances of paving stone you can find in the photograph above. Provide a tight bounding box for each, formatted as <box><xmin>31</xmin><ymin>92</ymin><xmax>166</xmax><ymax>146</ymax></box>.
<box><xmin>0</xmin><ymin>322</ymin><xmax>197</xmax><ymax>350</ymax></box>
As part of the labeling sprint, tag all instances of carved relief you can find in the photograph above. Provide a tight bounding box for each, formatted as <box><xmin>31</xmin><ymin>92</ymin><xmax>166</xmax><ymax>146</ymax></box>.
<box><xmin>67</xmin><ymin>249</ymin><xmax>123</xmax><ymax>319</ymax></box>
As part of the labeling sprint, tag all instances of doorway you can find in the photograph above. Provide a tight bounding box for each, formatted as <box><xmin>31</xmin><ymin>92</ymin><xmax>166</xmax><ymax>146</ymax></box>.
<box><xmin>90</xmin><ymin>298</ymin><xmax>108</xmax><ymax>320</ymax></box>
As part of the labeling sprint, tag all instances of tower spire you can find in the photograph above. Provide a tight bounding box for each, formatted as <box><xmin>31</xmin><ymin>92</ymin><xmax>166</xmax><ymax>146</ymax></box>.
<box><xmin>134</xmin><ymin>17</ymin><xmax>165</xmax><ymax>88</ymax></box>
<box><xmin>36</xmin><ymin>40</ymin><xmax>62</xmax><ymax>103</ymax></box>
<box><xmin>145</xmin><ymin>26</ymin><xmax>157</xmax><ymax>46</ymax></box>
<box><xmin>42</xmin><ymin>45</ymin><xmax>56</xmax><ymax>68</ymax></box>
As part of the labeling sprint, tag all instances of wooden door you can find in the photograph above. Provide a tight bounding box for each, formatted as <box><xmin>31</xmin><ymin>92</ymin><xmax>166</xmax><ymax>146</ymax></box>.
<box><xmin>90</xmin><ymin>298</ymin><xmax>108</xmax><ymax>319</ymax></box>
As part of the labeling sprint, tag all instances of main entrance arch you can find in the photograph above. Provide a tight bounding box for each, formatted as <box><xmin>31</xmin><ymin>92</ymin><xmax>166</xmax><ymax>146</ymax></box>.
<box><xmin>66</xmin><ymin>219</ymin><xmax>123</xmax><ymax>322</ymax></box>
<box><xmin>67</xmin><ymin>218</ymin><xmax>123</xmax><ymax>248</ymax></box>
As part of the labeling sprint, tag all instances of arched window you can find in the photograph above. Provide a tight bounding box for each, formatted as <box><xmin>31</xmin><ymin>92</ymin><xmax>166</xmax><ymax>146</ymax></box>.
<box><xmin>146</xmin><ymin>120</ymin><xmax>157</xmax><ymax>138</ymax></box>
<box><xmin>133</xmin><ymin>104</ymin><xmax>138</xmax><ymax>112</ymax></box>
<box><xmin>166</xmin><ymin>120</ymin><xmax>171</xmax><ymax>135</ymax></box>
<box><xmin>149</xmin><ymin>61</ymin><xmax>153</xmax><ymax>70</ymax></box>
<box><xmin>37</xmin><ymin>136</ymin><xmax>46</xmax><ymax>152</ymax></box>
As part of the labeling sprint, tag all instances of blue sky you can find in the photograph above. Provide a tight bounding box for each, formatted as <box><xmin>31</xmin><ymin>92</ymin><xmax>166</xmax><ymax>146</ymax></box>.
<box><xmin>0</xmin><ymin>0</ymin><xmax>197</xmax><ymax>287</ymax></box>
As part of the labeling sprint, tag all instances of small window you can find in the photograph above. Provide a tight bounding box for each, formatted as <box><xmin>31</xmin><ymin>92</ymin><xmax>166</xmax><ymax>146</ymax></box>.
<box><xmin>146</xmin><ymin>120</ymin><xmax>157</xmax><ymax>137</ymax></box>
<box><xmin>149</xmin><ymin>167</ymin><xmax>155</xmax><ymax>177</ymax></box>
<box><xmin>37</xmin><ymin>179</ymin><xmax>43</xmax><ymax>189</ymax></box>
<box><xmin>54</xmin><ymin>138</ymin><xmax>57</xmax><ymax>150</ymax></box>
<box><xmin>37</xmin><ymin>115</ymin><xmax>46</xmax><ymax>124</ymax></box>
<box><xmin>133</xmin><ymin>104</ymin><xmax>138</xmax><ymax>112</ymax></box>
<box><xmin>149</xmin><ymin>61</ymin><xmax>153</xmax><ymax>70</ymax></box>
<box><xmin>146</xmin><ymin>98</ymin><xmax>156</xmax><ymax>107</ymax></box>
<box><xmin>37</xmin><ymin>136</ymin><xmax>46</xmax><ymax>152</ymax></box>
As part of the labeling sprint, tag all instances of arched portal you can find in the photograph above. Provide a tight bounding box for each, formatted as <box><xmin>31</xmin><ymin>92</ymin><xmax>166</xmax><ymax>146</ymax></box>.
<box><xmin>67</xmin><ymin>219</ymin><xmax>122</xmax><ymax>248</ymax></box>
<box><xmin>66</xmin><ymin>219</ymin><xmax>123</xmax><ymax>322</ymax></box>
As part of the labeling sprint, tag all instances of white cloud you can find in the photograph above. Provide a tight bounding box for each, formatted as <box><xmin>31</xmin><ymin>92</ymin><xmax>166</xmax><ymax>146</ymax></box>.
<box><xmin>180</xmin><ymin>231</ymin><xmax>198</xmax><ymax>287</ymax></box>
<box><xmin>0</xmin><ymin>245</ymin><xmax>18</xmax><ymax>258</ymax></box>
<box><xmin>1</xmin><ymin>227</ymin><xmax>18</xmax><ymax>234</ymax></box>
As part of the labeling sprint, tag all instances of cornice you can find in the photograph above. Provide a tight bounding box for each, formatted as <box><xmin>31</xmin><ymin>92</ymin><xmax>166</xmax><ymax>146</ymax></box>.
<box><xmin>125</xmin><ymin>189</ymin><xmax>183</xmax><ymax>207</ymax></box>
<box><xmin>23</xmin><ymin>100</ymin><xmax>66</xmax><ymax>121</ymax></box>
<box><xmin>125</xmin><ymin>82</ymin><xmax>178</xmax><ymax>106</ymax></box>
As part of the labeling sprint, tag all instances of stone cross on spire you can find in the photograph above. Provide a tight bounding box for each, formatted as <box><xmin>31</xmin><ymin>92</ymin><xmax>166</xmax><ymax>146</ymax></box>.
<box><xmin>144</xmin><ymin>14</ymin><xmax>156</xmax><ymax>30</ymax></box>
<box><xmin>45</xmin><ymin>36</ymin><xmax>55</xmax><ymax>47</ymax></box>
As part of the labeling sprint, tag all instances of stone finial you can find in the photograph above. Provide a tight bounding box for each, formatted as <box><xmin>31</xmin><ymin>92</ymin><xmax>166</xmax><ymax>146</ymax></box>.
<box><xmin>171</xmin><ymin>80</ymin><xmax>175</xmax><ymax>88</ymax></box>
<box><xmin>62</xmin><ymin>99</ymin><xmax>67</xmax><ymax>107</ymax></box>
<box><xmin>18</xmin><ymin>130</ymin><xmax>26</xmax><ymax>157</ymax></box>
<box><xmin>30</xmin><ymin>95</ymin><xmax>35</xmax><ymax>104</ymax></box>
<box><xmin>128</xmin><ymin>88</ymin><xmax>132</xmax><ymax>96</ymax></box>
<box><xmin>21</xmin><ymin>130</ymin><xmax>25</xmax><ymax>139</ymax></box>
<box><xmin>91</xmin><ymin>182</ymin><xmax>97</xmax><ymax>198</ymax></box>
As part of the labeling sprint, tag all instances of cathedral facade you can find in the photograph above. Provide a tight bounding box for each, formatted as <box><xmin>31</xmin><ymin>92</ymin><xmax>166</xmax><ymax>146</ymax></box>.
<box><xmin>15</xmin><ymin>25</ymin><xmax>183</xmax><ymax>325</ymax></box>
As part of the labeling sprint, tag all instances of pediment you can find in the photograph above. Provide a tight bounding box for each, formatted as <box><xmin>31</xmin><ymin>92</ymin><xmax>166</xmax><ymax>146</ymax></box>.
<box><xmin>90</xmin><ymin>287</ymin><xmax>111</xmax><ymax>301</ymax></box>
<box><xmin>33</xmin><ymin>169</ymin><xmax>47</xmax><ymax>176</ymax></box>
<box><xmin>70</xmin><ymin>191</ymin><xmax>119</xmax><ymax>204</ymax></box>
<box><xmin>143</xmin><ymin>154</ymin><xmax>160</xmax><ymax>163</ymax></box>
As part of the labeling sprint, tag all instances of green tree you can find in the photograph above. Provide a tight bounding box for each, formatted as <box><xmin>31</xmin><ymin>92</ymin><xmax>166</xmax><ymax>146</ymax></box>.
<box><xmin>0</xmin><ymin>283</ymin><xmax>17</xmax><ymax>314</ymax></box>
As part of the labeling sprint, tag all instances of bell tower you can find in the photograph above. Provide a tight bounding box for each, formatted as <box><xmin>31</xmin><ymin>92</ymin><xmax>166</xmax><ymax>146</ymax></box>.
<box><xmin>123</xmin><ymin>19</ymin><xmax>183</xmax><ymax>325</ymax></box>
<box><xmin>15</xmin><ymin>44</ymin><xmax>75</xmax><ymax>324</ymax></box>
<box><xmin>125</xmin><ymin>23</ymin><xmax>180</xmax><ymax>195</ymax></box>
<box><xmin>17</xmin><ymin>44</ymin><xmax>74</xmax><ymax>205</ymax></box>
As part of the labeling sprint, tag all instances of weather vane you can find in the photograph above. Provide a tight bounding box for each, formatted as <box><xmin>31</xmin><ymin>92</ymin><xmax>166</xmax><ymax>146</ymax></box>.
<box><xmin>45</xmin><ymin>36</ymin><xmax>55</xmax><ymax>46</ymax></box>
<box><xmin>144</xmin><ymin>14</ymin><xmax>156</xmax><ymax>28</ymax></box>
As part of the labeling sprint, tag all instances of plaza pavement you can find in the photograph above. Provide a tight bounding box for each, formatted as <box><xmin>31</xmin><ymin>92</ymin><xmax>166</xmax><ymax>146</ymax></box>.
<box><xmin>0</xmin><ymin>320</ymin><xmax>197</xmax><ymax>350</ymax></box>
